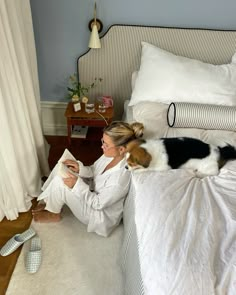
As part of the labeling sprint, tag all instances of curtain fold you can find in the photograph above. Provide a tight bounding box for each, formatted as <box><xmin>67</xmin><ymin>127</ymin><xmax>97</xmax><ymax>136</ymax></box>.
<box><xmin>0</xmin><ymin>0</ymin><xmax>50</xmax><ymax>221</ymax></box>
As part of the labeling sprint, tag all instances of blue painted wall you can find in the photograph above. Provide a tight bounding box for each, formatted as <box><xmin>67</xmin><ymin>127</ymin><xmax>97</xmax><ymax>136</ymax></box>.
<box><xmin>30</xmin><ymin>0</ymin><xmax>236</xmax><ymax>102</ymax></box>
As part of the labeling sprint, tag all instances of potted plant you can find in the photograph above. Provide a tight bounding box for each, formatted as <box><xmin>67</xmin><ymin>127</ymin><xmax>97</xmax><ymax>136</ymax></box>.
<box><xmin>67</xmin><ymin>73</ymin><xmax>102</xmax><ymax>103</ymax></box>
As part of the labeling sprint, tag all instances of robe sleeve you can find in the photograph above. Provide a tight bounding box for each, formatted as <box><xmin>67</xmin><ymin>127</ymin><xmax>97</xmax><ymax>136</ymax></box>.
<box><xmin>77</xmin><ymin>160</ymin><xmax>94</xmax><ymax>178</ymax></box>
<box><xmin>71</xmin><ymin>171</ymin><xmax>131</xmax><ymax>210</ymax></box>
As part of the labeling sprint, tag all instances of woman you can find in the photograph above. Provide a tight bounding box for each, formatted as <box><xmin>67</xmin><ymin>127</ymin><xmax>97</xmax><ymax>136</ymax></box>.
<box><xmin>32</xmin><ymin>121</ymin><xmax>144</xmax><ymax>237</ymax></box>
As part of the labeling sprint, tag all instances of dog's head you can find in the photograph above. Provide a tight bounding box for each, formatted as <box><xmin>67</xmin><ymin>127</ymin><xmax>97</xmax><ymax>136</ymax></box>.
<box><xmin>125</xmin><ymin>139</ymin><xmax>152</xmax><ymax>170</ymax></box>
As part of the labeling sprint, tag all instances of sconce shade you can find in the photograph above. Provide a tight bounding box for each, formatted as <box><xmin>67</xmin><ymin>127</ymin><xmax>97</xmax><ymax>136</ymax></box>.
<box><xmin>88</xmin><ymin>23</ymin><xmax>101</xmax><ymax>48</ymax></box>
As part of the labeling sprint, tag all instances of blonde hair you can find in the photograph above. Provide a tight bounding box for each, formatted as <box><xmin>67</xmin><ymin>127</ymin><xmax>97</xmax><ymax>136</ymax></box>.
<box><xmin>103</xmin><ymin>121</ymin><xmax>144</xmax><ymax>146</ymax></box>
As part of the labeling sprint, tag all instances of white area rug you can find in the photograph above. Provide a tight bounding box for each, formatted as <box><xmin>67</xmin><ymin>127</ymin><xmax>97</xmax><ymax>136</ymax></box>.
<box><xmin>6</xmin><ymin>206</ymin><xmax>124</xmax><ymax>295</ymax></box>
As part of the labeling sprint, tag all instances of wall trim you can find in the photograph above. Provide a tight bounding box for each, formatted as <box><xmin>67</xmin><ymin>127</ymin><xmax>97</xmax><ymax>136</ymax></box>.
<box><xmin>41</xmin><ymin>101</ymin><xmax>68</xmax><ymax>136</ymax></box>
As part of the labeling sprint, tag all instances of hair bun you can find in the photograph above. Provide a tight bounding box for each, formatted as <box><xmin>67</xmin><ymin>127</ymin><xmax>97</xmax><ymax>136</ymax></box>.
<box><xmin>130</xmin><ymin>122</ymin><xmax>144</xmax><ymax>138</ymax></box>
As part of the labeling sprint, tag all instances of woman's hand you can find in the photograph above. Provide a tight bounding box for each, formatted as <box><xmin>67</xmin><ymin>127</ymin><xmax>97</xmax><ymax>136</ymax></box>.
<box><xmin>63</xmin><ymin>172</ymin><xmax>78</xmax><ymax>188</ymax></box>
<box><xmin>63</xmin><ymin>159</ymin><xmax>79</xmax><ymax>173</ymax></box>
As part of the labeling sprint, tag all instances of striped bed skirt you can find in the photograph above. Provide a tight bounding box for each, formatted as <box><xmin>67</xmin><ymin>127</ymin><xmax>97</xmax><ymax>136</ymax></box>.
<box><xmin>120</xmin><ymin>182</ymin><xmax>144</xmax><ymax>295</ymax></box>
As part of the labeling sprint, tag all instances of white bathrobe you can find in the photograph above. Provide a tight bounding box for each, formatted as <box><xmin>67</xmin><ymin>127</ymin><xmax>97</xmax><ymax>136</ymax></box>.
<box><xmin>37</xmin><ymin>155</ymin><xmax>131</xmax><ymax>237</ymax></box>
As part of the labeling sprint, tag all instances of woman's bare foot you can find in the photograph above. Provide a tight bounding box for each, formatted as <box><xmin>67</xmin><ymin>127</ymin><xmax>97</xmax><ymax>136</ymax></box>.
<box><xmin>33</xmin><ymin>210</ymin><xmax>62</xmax><ymax>223</ymax></box>
<box><xmin>32</xmin><ymin>202</ymin><xmax>46</xmax><ymax>213</ymax></box>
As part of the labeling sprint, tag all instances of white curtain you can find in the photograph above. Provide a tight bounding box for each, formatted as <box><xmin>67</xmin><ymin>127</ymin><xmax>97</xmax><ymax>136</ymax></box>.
<box><xmin>0</xmin><ymin>0</ymin><xmax>50</xmax><ymax>221</ymax></box>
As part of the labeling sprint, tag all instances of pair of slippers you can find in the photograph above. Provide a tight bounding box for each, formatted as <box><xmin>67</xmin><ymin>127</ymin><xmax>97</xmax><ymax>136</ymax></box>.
<box><xmin>0</xmin><ymin>228</ymin><xmax>41</xmax><ymax>273</ymax></box>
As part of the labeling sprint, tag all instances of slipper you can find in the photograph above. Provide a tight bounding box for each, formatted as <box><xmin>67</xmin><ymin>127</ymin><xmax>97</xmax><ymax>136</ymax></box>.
<box><xmin>25</xmin><ymin>236</ymin><xmax>42</xmax><ymax>273</ymax></box>
<box><xmin>0</xmin><ymin>228</ymin><xmax>36</xmax><ymax>256</ymax></box>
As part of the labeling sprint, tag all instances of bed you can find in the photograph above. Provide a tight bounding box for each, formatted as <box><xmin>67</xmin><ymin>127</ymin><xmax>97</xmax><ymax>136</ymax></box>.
<box><xmin>78</xmin><ymin>25</ymin><xmax>236</xmax><ymax>295</ymax></box>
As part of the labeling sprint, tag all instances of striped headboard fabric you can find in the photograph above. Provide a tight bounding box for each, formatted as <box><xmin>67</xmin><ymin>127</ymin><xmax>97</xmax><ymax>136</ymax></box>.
<box><xmin>78</xmin><ymin>25</ymin><xmax>236</xmax><ymax>119</ymax></box>
<box><xmin>167</xmin><ymin>102</ymin><xmax>236</xmax><ymax>131</ymax></box>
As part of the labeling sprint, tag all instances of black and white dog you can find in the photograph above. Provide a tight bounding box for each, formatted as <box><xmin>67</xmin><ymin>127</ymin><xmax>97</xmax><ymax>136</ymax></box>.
<box><xmin>125</xmin><ymin>137</ymin><xmax>236</xmax><ymax>177</ymax></box>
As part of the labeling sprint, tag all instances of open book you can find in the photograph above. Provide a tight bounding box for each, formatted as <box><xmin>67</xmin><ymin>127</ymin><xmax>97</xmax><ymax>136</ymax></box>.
<box><xmin>57</xmin><ymin>149</ymin><xmax>78</xmax><ymax>178</ymax></box>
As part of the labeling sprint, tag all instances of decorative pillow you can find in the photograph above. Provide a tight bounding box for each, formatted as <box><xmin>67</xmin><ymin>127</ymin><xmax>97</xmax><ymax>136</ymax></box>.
<box><xmin>129</xmin><ymin>42</ymin><xmax>236</xmax><ymax>106</ymax></box>
<box><xmin>167</xmin><ymin>102</ymin><xmax>236</xmax><ymax>131</ymax></box>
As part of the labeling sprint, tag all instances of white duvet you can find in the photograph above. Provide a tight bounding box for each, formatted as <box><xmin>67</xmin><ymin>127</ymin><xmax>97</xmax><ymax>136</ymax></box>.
<box><xmin>133</xmin><ymin>161</ymin><xmax>236</xmax><ymax>295</ymax></box>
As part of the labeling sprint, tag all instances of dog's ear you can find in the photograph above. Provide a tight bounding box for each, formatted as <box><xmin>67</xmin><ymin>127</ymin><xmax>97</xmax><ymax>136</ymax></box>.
<box><xmin>127</xmin><ymin>145</ymin><xmax>152</xmax><ymax>168</ymax></box>
<box><xmin>126</xmin><ymin>139</ymin><xmax>146</xmax><ymax>152</ymax></box>
<box><xmin>137</xmin><ymin>147</ymin><xmax>152</xmax><ymax>168</ymax></box>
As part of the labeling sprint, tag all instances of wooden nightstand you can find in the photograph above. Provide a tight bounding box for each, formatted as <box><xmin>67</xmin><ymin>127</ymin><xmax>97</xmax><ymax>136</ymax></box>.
<box><xmin>64</xmin><ymin>102</ymin><xmax>114</xmax><ymax>145</ymax></box>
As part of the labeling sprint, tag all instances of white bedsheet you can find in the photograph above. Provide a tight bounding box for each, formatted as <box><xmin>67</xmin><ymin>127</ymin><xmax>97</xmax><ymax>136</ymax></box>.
<box><xmin>133</xmin><ymin>160</ymin><xmax>236</xmax><ymax>295</ymax></box>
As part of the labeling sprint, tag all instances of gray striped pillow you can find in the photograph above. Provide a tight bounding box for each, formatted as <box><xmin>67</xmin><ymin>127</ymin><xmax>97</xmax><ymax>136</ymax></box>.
<box><xmin>167</xmin><ymin>102</ymin><xmax>236</xmax><ymax>131</ymax></box>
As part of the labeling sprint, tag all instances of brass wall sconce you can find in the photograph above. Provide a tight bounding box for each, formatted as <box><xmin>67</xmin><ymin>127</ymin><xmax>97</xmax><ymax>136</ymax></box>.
<box><xmin>88</xmin><ymin>2</ymin><xmax>103</xmax><ymax>48</ymax></box>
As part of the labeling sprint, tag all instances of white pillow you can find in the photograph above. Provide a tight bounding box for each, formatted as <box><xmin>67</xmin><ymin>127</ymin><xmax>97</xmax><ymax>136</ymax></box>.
<box><xmin>129</xmin><ymin>42</ymin><xmax>236</xmax><ymax>106</ymax></box>
<box><xmin>131</xmin><ymin>71</ymin><xmax>139</xmax><ymax>91</ymax></box>
<box><xmin>132</xmin><ymin>101</ymin><xmax>169</xmax><ymax>139</ymax></box>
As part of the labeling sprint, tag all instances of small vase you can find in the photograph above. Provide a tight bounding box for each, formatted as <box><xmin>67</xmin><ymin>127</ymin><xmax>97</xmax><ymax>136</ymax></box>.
<box><xmin>72</xmin><ymin>96</ymin><xmax>80</xmax><ymax>103</ymax></box>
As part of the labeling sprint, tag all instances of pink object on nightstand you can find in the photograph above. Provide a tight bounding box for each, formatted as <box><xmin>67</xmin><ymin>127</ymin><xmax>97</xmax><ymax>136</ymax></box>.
<box><xmin>102</xmin><ymin>96</ymin><xmax>113</xmax><ymax>108</ymax></box>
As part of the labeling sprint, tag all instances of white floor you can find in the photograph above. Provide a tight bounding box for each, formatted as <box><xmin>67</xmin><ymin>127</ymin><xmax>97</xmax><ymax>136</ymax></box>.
<box><xmin>6</xmin><ymin>206</ymin><xmax>124</xmax><ymax>295</ymax></box>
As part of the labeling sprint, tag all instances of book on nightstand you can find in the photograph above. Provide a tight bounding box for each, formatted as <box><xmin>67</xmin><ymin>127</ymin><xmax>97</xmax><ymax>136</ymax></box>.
<box><xmin>71</xmin><ymin>125</ymin><xmax>88</xmax><ymax>138</ymax></box>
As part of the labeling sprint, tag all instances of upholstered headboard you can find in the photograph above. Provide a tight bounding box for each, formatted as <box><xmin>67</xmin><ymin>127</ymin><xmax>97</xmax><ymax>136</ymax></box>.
<box><xmin>78</xmin><ymin>25</ymin><xmax>236</xmax><ymax>119</ymax></box>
